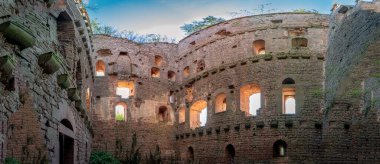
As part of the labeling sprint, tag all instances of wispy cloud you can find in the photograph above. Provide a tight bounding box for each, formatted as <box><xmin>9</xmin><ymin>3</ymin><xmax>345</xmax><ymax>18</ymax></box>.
<box><xmin>88</xmin><ymin>0</ymin><xmax>356</xmax><ymax>40</ymax></box>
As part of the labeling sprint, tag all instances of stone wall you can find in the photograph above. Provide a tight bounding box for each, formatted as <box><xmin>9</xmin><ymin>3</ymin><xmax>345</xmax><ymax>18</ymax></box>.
<box><xmin>91</xmin><ymin>13</ymin><xmax>331</xmax><ymax>163</ymax></box>
<box><xmin>0</xmin><ymin>0</ymin><xmax>93</xmax><ymax>163</ymax></box>
<box><xmin>91</xmin><ymin>36</ymin><xmax>178</xmax><ymax>161</ymax></box>
<box><xmin>322</xmin><ymin>0</ymin><xmax>380</xmax><ymax>162</ymax></box>
<box><xmin>2</xmin><ymin>0</ymin><xmax>379</xmax><ymax>163</ymax></box>
<box><xmin>172</xmin><ymin>13</ymin><xmax>328</xmax><ymax>162</ymax></box>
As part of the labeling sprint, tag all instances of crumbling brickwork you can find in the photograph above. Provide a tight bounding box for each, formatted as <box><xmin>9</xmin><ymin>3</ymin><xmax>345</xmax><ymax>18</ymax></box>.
<box><xmin>91</xmin><ymin>13</ymin><xmax>330</xmax><ymax>163</ymax></box>
<box><xmin>1</xmin><ymin>0</ymin><xmax>380</xmax><ymax>164</ymax></box>
<box><xmin>91</xmin><ymin>1</ymin><xmax>380</xmax><ymax>163</ymax></box>
<box><xmin>0</xmin><ymin>0</ymin><xmax>93</xmax><ymax>163</ymax></box>
<box><xmin>323</xmin><ymin>1</ymin><xmax>380</xmax><ymax>163</ymax></box>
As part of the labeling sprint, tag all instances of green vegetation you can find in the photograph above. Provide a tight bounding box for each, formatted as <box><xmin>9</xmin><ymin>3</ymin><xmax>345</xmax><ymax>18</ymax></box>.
<box><xmin>370</xmin><ymin>73</ymin><xmax>380</xmax><ymax>78</ymax></box>
<box><xmin>90</xmin><ymin>19</ymin><xmax>176</xmax><ymax>43</ymax></box>
<box><xmin>292</xmin><ymin>9</ymin><xmax>319</xmax><ymax>13</ymax></box>
<box><xmin>90</xmin><ymin>151</ymin><xmax>120</xmax><ymax>164</ymax></box>
<box><xmin>348</xmin><ymin>89</ymin><xmax>362</xmax><ymax>98</ymax></box>
<box><xmin>311</xmin><ymin>88</ymin><xmax>324</xmax><ymax>98</ymax></box>
<box><xmin>115</xmin><ymin>114</ymin><xmax>125</xmax><ymax>121</ymax></box>
<box><xmin>180</xmin><ymin>16</ymin><xmax>225</xmax><ymax>35</ymax></box>
<box><xmin>122</xmin><ymin>133</ymin><xmax>141</xmax><ymax>164</ymax></box>
<box><xmin>5</xmin><ymin>157</ymin><xmax>20</xmax><ymax>164</ymax></box>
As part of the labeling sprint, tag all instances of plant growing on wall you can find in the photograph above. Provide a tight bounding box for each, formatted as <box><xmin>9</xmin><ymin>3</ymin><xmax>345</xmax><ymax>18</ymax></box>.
<box><xmin>180</xmin><ymin>16</ymin><xmax>225</xmax><ymax>35</ymax></box>
<box><xmin>147</xmin><ymin>145</ymin><xmax>163</xmax><ymax>164</ymax></box>
<box><xmin>115</xmin><ymin>114</ymin><xmax>125</xmax><ymax>121</ymax></box>
<box><xmin>90</xmin><ymin>151</ymin><xmax>120</xmax><ymax>164</ymax></box>
<box><xmin>5</xmin><ymin>157</ymin><xmax>20</xmax><ymax>164</ymax></box>
<box><xmin>122</xmin><ymin>133</ymin><xmax>141</xmax><ymax>164</ymax></box>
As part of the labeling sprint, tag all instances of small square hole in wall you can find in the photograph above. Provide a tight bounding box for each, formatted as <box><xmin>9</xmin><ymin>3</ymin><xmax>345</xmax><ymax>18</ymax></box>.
<box><xmin>120</xmin><ymin>51</ymin><xmax>128</xmax><ymax>55</ymax></box>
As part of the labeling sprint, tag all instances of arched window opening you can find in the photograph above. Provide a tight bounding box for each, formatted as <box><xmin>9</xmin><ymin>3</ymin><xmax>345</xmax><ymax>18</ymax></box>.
<box><xmin>151</xmin><ymin>67</ymin><xmax>160</xmax><ymax>78</ymax></box>
<box><xmin>282</xmin><ymin>78</ymin><xmax>295</xmax><ymax>85</ymax></box>
<box><xmin>96</xmin><ymin>60</ymin><xmax>106</xmax><ymax>76</ymax></box>
<box><xmin>292</xmin><ymin>38</ymin><xmax>308</xmax><ymax>48</ymax></box>
<box><xmin>283</xmin><ymin>88</ymin><xmax>296</xmax><ymax>114</ymax></box>
<box><xmin>253</xmin><ymin>40</ymin><xmax>266</xmax><ymax>55</ymax></box>
<box><xmin>225</xmin><ymin>144</ymin><xmax>236</xmax><ymax>163</ymax></box>
<box><xmin>158</xmin><ymin>106</ymin><xmax>170</xmax><ymax>122</ymax></box>
<box><xmin>60</xmin><ymin>119</ymin><xmax>73</xmax><ymax>131</ymax></box>
<box><xmin>187</xmin><ymin>147</ymin><xmax>194</xmax><ymax>162</ymax></box>
<box><xmin>183</xmin><ymin>66</ymin><xmax>190</xmax><ymax>78</ymax></box>
<box><xmin>155</xmin><ymin>55</ymin><xmax>163</xmax><ymax>66</ymax></box>
<box><xmin>115</xmin><ymin>102</ymin><xmax>127</xmax><ymax>121</ymax></box>
<box><xmin>273</xmin><ymin>140</ymin><xmax>287</xmax><ymax>157</ymax></box>
<box><xmin>178</xmin><ymin>107</ymin><xmax>185</xmax><ymax>124</ymax></box>
<box><xmin>57</xmin><ymin>12</ymin><xmax>75</xmax><ymax>42</ymax></box>
<box><xmin>86</xmin><ymin>88</ymin><xmax>90</xmax><ymax>111</ymax></box>
<box><xmin>59</xmin><ymin>119</ymin><xmax>74</xmax><ymax>164</ymax></box>
<box><xmin>57</xmin><ymin>11</ymin><xmax>77</xmax><ymax>70</ymax></box>
<box><xmin>190</xmin><ymin>100</ymin><xmax>207</xmax><ymax>129</ymax></box>
<box><xmin>168</xmin><ymin>71</ymin><xmax>176</xmax><ymax>81</ymax></box>
<box><xmin>116</xmin><ymin>81</ymin><xmax>134</xmax><ymax>99</ymax></box>
<box><xmin>196</xmin><ymin>60</ymin><xmax>205</xmax><ymax>73</ymax></box>
<box><xmin>215</xmin><ymin>93</ymin><xmax>227</xmax><ymax>113</ymax></box>
<box><xmin>240</xmin><ymin>84</ymin><xmax>261</xmax><ymax>116</ymax></box>
<box><xmin>169</xmin><ymin>91</ymin><xmax>175</xmax><ymax>103</ymax></box>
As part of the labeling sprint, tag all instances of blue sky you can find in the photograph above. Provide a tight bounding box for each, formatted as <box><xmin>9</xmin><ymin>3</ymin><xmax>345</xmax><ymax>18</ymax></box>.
<box><xmin>86</xmin><ymin>0</ymin><xmax>357</xmax><ymax>40</ymax></box>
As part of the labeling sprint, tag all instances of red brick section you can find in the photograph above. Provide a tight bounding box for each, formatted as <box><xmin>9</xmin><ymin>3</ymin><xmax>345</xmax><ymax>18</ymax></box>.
<box><xmin>7</xmin><ymin>95</ymin><xmax>48</xmax><ymax>163</ymax></box>
<box><xmin>0</xmin><ymin>0</ymin><xmax>93</xmax><ymax>163</ymax></box>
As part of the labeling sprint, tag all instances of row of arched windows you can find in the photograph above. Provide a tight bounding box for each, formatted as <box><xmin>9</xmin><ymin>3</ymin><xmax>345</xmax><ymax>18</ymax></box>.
<box><xmin>96</xmin><ymin>38</ymin><xmax>308</xmax><ymax>80</ymax></box>
<box><xmin>95</xmin><ymin>59</ymin><xmax>177</xmax><ymax>81</ymax></box>
<box><xmin>179</xmin><ymin>78</ymin><xmax>297</xmax><ymax>129</ymax></box>
<box><xmin>186</xmin><ymin>140</ymin><xmax>287</xmax><ymax>162</ymax></box>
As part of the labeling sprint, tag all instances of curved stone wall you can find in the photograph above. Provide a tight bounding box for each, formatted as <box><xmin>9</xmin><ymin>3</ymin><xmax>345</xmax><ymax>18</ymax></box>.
<box><xmin>0</xmin><ymin>0</ymin><xmax>94</xmax><ymax>163</ymax></box>
<box><xmin>91</xmin><ymin>13</ymin><xmax>332</xmax><ymax>163</ymax></box>
<box><xmin>176</xmin><ymin>13</ymin><xmax>329</xmax><ymax>82</ymax></box>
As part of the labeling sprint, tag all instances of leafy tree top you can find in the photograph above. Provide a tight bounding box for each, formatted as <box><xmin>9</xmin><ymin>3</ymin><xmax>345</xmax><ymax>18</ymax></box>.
<box><xmin>180</xmin><ymin>16</ymin><xmax>225</xmax><ymax>35</ymax></box>
<box><xmin>90</xmin><ymin>19</ymin><xmax>176</xmax><ymax>43</ymax></box>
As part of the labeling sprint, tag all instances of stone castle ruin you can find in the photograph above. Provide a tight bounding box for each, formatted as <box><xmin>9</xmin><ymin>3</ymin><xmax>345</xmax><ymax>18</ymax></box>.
<box><xmin>0</xmin><ymin>0</ymin><xmax>379</xmax><ymax>163</ymax></box>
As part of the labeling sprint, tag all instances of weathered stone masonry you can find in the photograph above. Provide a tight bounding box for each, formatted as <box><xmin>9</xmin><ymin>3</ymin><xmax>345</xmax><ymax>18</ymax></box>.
<box><xmin>0</xmin><ymin>0</ymin><xmax>94</xmax><ymax>163</ymax></box>
<box><xmin>1</xmin><ymin>0</ymin><xmax>380</xmax><ymax>164</ymax></box>
<box><xmin>90</xmin><ymin>1</ymin><xmax>380</xmax><ymax>163</ymax></box>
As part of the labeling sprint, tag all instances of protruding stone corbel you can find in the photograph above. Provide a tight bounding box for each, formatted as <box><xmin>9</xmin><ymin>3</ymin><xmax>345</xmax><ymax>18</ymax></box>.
<box><xmin>57</xmin><ymin>74</ymin><xmax>72</xmax><ymax>89</ymax></box>
<box><xmin>67</xmin><ymin>88</ymin><xmax>81</xmax><ymax>101</ymax></box>
<box><xmin>0</xmin><ymin>55</ymin><xmax>15</xmax><ymax>77</ymax></box>
<box><xmin>38</xmin><ymin>52</ymin><xmax>62</xmax><ymax>74</ymax></box>
<box><xmin>0</xmin><ymin>21</ymin><xmax>35</xmax><ymax>49</ymax></box>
